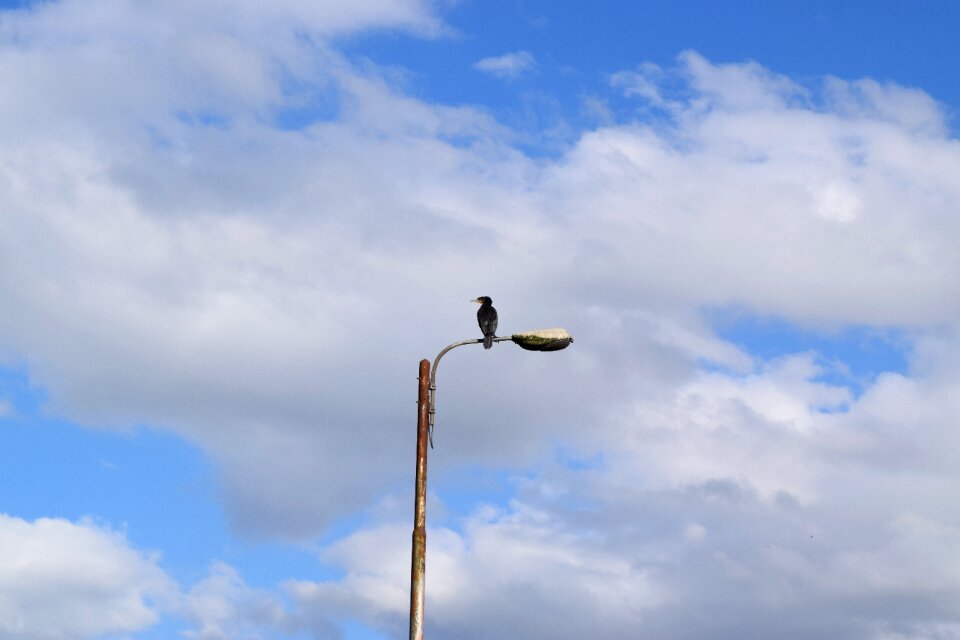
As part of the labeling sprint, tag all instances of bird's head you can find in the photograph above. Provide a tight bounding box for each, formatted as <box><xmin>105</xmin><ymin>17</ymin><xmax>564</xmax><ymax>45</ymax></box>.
<box><xmin>472</xmin><ymin>296</ymin><xmax>493</xmax><ymax>305</ymax></box>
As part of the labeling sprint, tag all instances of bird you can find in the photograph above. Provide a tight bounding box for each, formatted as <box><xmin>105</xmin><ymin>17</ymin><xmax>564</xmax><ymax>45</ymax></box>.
<box><xmin>473</xmin><ymin>296</ymin><xmax>498</xmax><ymax>349</ymax></box>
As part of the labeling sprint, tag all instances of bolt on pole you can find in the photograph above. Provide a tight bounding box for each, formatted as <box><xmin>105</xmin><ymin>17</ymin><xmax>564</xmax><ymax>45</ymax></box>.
<box><xmin>409</xmin><ymin>358</ymin><xmax>430</xmax><ymax>640</ymax></box>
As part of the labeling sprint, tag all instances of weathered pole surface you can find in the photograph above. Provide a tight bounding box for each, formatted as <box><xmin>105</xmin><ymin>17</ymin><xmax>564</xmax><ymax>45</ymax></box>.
<box><xmin>409</xmin><ymin>358</ymin><xmax>430</xmax><ymax>640</ymax></box>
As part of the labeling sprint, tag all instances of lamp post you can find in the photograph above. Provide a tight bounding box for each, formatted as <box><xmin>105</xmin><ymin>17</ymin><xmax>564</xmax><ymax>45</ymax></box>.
<box><xmin>409</xmin><ymin>328</ymin><xmax>573</xmax><ymax>640</ymax></box>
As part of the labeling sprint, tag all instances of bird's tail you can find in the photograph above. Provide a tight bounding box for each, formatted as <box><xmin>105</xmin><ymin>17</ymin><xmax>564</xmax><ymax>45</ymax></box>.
<box><xmin>484</xmin><ymin>335</ymin><xmax>493</xmax><ymax>349</ymax></box>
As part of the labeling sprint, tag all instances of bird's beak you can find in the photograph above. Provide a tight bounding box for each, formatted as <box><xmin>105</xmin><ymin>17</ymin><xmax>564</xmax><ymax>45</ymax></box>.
<box><xmin>471</xmin><ymin>298</ymin><xmax>481</xmax><ymax>303</ymax></box>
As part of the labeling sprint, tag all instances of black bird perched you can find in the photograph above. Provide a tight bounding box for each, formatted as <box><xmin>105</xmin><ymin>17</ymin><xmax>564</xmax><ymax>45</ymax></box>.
<box><xmin>473</xmin><ymin>296</ymin><xmax>498</xmax><ymax>349</ymax></box>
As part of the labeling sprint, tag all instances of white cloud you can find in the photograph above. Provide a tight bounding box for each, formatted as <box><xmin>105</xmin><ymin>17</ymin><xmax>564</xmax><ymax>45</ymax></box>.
<box><xmin>547</xmin><ymin>57</ymin><xmax>960</xmax><ymax>326</ymax></box>
<box><xmin>473</xmin><ymin>50</ymin><xmax>537</xmax><ymax>79</ymax></box>
<box><xmin>610</xmin><ymin>61</ymin><xmax>670</xmax><ymax>107</ymax></box>
<box><xmin>0</xmin><ymin>516</ymin><xmax>310</xmax><ymax>640</ymax></box>
<box><xmin>181</xmin><ymin>562</ymin><xmax>299</xmax><ymax>640</ymax></box>
<box><xmin>0</xmin><ymin>514</ymin><xmax>175</xmax><ymax>639</ymax></box>
<box><xmin>823</xmin><ymin>75</ymin><xmax>948</xmax><ymax>136</ymax></box>
<box><xmin>292</xmin><ymin>503</ymin><xmax>667</xmax><ymax>639</ymax></box>
<box><xmin>1</xmin><ymin>0</ymin><xmax>444</xmax><ymax>41</ymax></box>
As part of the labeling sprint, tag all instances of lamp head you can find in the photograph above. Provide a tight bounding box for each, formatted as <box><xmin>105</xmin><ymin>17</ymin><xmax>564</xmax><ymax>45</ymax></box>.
<box><xmin>511</xmin><ymin>328</ymin><xmax>573</xmax><ymax>351</ymax></box>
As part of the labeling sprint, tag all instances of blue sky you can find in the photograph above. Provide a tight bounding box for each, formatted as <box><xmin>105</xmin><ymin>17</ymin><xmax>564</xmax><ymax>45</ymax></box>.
<box><xmin>338</xmin><ymin>0</ymin><xmax>960</xmax><ymax>145</ymax></box>
<box><xmin>357</xmin><ymin>2</ymin><xmax>960</xmax><ymax>105</ymax></box>
<box><xmin>1</xmin><ymin>1</ymin><xmax>959</xmax><ymax>639</ymax></box>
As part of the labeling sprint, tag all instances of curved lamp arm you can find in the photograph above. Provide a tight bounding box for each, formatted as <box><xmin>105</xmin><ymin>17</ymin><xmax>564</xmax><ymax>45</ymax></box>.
<box><xmin>428</xmin><ymin>336</ymin><xmax>513</xmax><ymax>447</ymax></box>
<box><xmin>428</xmin><ymin>329</ymin><xmax>573</xmax><ymax>447</ymax></box>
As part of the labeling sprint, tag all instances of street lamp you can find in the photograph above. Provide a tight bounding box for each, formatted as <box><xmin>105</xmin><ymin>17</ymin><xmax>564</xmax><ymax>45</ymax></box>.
<box><xmin>409</xmin><ymin>328</ymin><xmax>573</xmax><ymax>640</ymax></box>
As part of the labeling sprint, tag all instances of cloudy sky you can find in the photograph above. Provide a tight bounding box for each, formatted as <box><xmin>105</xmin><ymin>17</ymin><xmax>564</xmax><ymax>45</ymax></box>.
<box><xmin>1</xmin><ymin>1</ymin><xmax>959</xmax><ymax>638</ymax></box>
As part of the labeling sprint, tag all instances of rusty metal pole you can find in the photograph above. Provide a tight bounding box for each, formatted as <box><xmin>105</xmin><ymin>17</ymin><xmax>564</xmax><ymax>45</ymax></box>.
<box><xmin>409</xmin><ymin>358</ymin><xmax>430</xmax><ymax>640</ymax></box>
